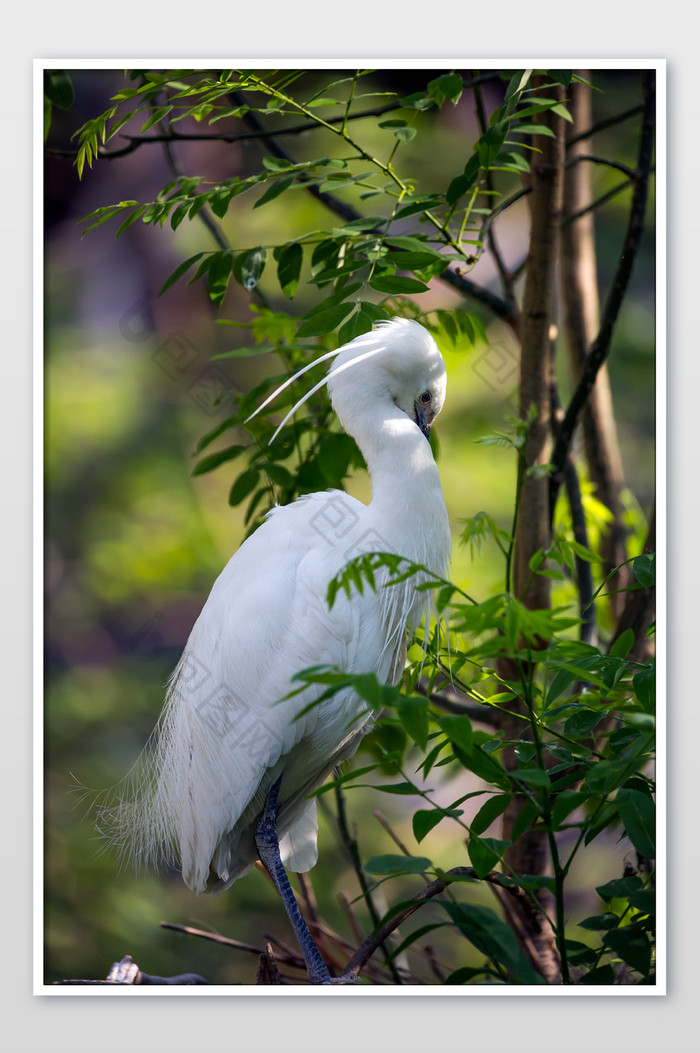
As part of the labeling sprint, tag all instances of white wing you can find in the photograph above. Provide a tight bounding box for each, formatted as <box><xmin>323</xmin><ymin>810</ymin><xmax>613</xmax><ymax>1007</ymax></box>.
<box><xmin>104</xmin><ymin>489</ymin><xmax>412</xmax><ymax>894</ymax></box>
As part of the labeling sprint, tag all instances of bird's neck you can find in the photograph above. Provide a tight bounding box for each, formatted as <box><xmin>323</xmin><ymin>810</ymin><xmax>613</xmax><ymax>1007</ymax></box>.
<box><xmin>351</xmin><ymin>405</ymin><xmax>450</xmax><ymax>576</ymax></box>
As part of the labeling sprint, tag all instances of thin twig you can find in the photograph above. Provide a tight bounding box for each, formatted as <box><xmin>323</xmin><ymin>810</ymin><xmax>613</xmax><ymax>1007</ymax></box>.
<box><xmin>373</xmin><ymin>810</ymin><xmax>415</xmax><ymax>859</ymax></box>
<box><xmin>333</xmin><ymin>783</ymin><xmax>404</xmax><ymax>984</ymax></box>
<box><xmin>550</xmin><ymin>372</ymin><xmax>597</xmax><ymax>646</ymax></box>
<box><xmin>338</xmin><ymin>891</ymin><xmax>366</xmax><ymax>946</ymax></box>
<box><xmin>159</xmin><ymin>114</ymin><xmax>230</xmax><ymax>253</ymax></box>
<box><xmin>566</xmin><ymin>103</ymin><xmax>644</xmax><ymax>148</ymax></box>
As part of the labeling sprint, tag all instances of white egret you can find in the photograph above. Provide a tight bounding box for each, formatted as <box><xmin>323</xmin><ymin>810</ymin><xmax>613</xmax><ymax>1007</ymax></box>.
<box><xmin>103</xmin><ymin>317</ymin><xmax>452</xmax><ymax>984</ymax></box>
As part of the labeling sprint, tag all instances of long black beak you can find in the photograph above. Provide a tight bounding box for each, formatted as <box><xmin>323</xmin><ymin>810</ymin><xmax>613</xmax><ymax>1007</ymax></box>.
<box><xmin>415</xmin><ymin>404</ymin><xmax>431</xmax><ymax>440</ymax></box>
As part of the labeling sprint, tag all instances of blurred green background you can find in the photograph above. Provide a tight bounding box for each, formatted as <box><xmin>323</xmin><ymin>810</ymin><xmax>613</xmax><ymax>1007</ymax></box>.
<box><xmin>43</xmin><ymin>68</ymin><xmax>655</xmax><ymax>985</ymax></box>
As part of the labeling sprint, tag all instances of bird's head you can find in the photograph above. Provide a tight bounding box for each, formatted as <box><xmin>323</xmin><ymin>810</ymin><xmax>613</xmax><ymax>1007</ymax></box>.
<box><xmin>328</xmin><ymin>318</ymin><xmax>447</xmax><ymax>441</ymax></box>
<box><xmin>246</xmin><ymin>317</ymin><xmax>446</xmax><ymax>444</ymax></box>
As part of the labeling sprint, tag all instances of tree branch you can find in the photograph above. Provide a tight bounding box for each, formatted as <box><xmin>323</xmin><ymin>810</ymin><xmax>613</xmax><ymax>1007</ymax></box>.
<box><xmin>54</xmin><ymin>954</ymin><xmax>210</xmax><ymax>985</ymax></box>
<box><xmin>236</xmin><ymin>96</ymin><xmax>521</xmax><ymax>329</ymax></box>
<box><xmin>337</xmin><ymin>866</ymin><xmax>551</xmax><ymax>983</ymax></box>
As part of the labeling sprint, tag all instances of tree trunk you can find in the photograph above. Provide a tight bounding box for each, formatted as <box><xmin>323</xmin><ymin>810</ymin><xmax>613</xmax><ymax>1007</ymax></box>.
<box><xmin>498</xmin><ymin>77</ymin><xmax>566</xmax><ymax>984</ymax></box>
<box><xmin>561</xmin><ymin>72</ymin><xmax>629</xmax><ymax>618</ymax></box>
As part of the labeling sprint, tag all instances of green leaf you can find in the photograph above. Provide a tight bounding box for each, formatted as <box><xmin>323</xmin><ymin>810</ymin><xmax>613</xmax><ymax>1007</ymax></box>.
<box><xmin>192</xmin><ymin>444</ymin><xmax>246</xmax><ymax>476</ymax></box>
<box><xmin>478</xmin><ymin>121</ymin><xmax>509</xmax><ymax>167</ymax></box>
<box><xmin>333</xmin><ymin>215</ymin><xmax>386</xmax><ymax>233</ymax></box>
<box><xmin>317</xmin><ymin>432</ymin><xmax>357</xmax><ymax>484</ymax></box>
<box><xmin>364</xmin><ymin>854</ymin><xmax>432</xmax><ymax>875</ymax></box>
<box><xmin>386</xmin><ymin>923</ymin><xmax>446</xmax><ymax>962</ymax></box>
<box><xmin>566</xmin><ymin>538</ymin><xmax>605</xmax><ymax>563</ymax></box>
<box><xmin>550</xmin><ymin>790</ymin><xmax>590</xmax><ymax>830</ymax></box>
<box><xmin>296</xmin><ymin>302</ymin><xmax>354</xmax><ymax>338</ymax></box>
<box><xmin>439</xmin><ymin>901</ymin><xmax>544</xmax><ymax>985</ymax></box>
<box><xmin>384</xmin><ymin>250</ymin><xmax>446</xmax><ymax>271</ymax></box>
<box><xmin>564</xmin><ymin>707</ymin><xmax>604</xmax><ymax>737</ymax></box>
<box><xmin>158</xmin><ymin>252</ymin><xmax>207</xmax><ymax>296</ymax></box>
<box><xmin>577</xmin><ymin>912</ymin><xmax>619</xmax><ymax>931</ymax></box>
<box><xmin>263</xmin><ymin>463</ymin><xmax>293</xmax><ymax>487</ymax></box>
<box><xmin>171</xmin><ymin>199</ymin><xmax>198</xmax><ymax>232</ymax></box>
<box><xmin>504</xmin><ymin>70</ymin><xmax>533</xmax><ymax>101</ymax></box>
<box><xmin>445</xmin><ymin>966</ymin><xmax>491</xmax><ymax>985</ymax></box>
<box><xmin>632</xmin><ymin>553</ymin><xmax>655</xmax><ymax>588</ymax></box>
<box><xmin>233</xmin><ymin>247</ymin><xmax>267</xmax><ymax>291</ymax></box>
<box><xmin>471</xmin><ymin>794</ymin><xmax>511</xmax><ymax>835</ymax></box>
<box><xmin>412</xmin><ymin>807</ymin><xmax>462</xmax><ymax>843</ymax></box>
<box><xmin>140</xmin><ymin>105</ymin><xmax>173</xmax><ymax>133</ymax></box>
<box><xmin>115</xmin><ymin>205</ymin><xmax>148</xmax><ymax>237</ymax></box>
<box><xmin>628</xmin><ymin>889</ymin><xmax>656</xmax><ymax>915</ymax></box>
<box><xmin>545</xmin><ymin>668</ymin><xmax>576</xmax><ymax>706</ymax></box>
<box><xmin>494</xmin><ymin>150</ymin><xmax>531</xmax><ymax>173</ymax></box>
<box><xmin>446</xmin><ymin>154</ymin><xmax>481</xmax><ymax>205</ymax></box>
<box><xmin>633</xmin><ymin>665</ymin><xmax>655</xmax><ymax>713</ymax></box>
<box><xmin>384</xmin><ymin>236</ymin><xmax>442</xmax><ymax>255</ymax></box>
<box><xmin>550</xmin><ymin>102</ymin><xmax>574</xmax><ymax>123</ymax></box>
<box><xmin>563</xmin><ymin>939</ymin><xmax>597</xmax><ymax>967</ymax></box>
<box><xmin>399</xmin><ymin>92</ymin><xmax>435</xmax><ymax>111</ymax></box>
<box><xmin>370</xmin><ymin>274</ymin><xmax>429</xmax><ymax>294</ymax></box>
<box><xmin>513</xmin><ymin>767</ymin><xmax>551</xmax><ymax>789</ymax></box>
<box><xmin>584</xmin><ymin>758</ymin><xmax>639</xmax><ymax>794</ymax></box>
<box><xmin>511</xmin><ymin>122</ymin><xmax>556</xmax><ymax>138</ymax></box>
<box><xmin>455</xmin><ymin>743</ymin><xmax>510</xmax><ymax>790</ymax></box>
<box><xmin>608</xmin><ymin>726</ymin><xmax>642</xmax><ymax>754</ymax></box>
<box><xmin>194</xmin><ymin>417</ymin><xmax>239</xmax><ymax>453</ymax></box>
<box><xmin>438</xmin><ymin>714</ymin><xmax>473</xmax><ymax>754</ymax></box>
<box><xmin>45</xmin><ymin>70</ymin><xmax>75</xmax><ymax>109</ymax></box>
<box><xmin>499</xmin><ymin>873</ymin><xmax>556</xmax><ymax>893</ymax></box>
<box><xmin>261</xmin><ymin>156</ymin><xmax>293</xmax><ymax>171</ymax></box>
<box><xmin>609</xmin><ymin>628</ymin><xmax>635</xmax><ymax>659</ymax></box>
<box><xmin>427</xmin><ymin>73</ymin><xmax>463</xmax><ymax>107</ymax></box>
<box><xmin>275</xmin><ymin>242</ymin><xmax>303</xmax><ymax>299</ymax></box>
<box><xmin>395</xmin><ymin>696</ymin><xmax>429</xmax><ymax>751</ymax></box>
<box><xmin>616</xmin><ymin>788</ymin><xmax>655</xmax><ymax>859</ymax></box>
<box><xmin>509</xmin><ymin>799</ymin><xmax>540</xmax><ymax>842</ymax></box>
<box><xmin>393</xmin><ymin>195</ymin><xmax>443</xmax><ymax>219</ymax></box>
<box><xmin>254</xmin><ymin>173</ymin><xmax>295</xmax><ymax>209</ymax></box>
<box><xmin>604</xmin><ymin>925</ymin><xmax>652</xmax><ymax>976</ymax></box>
<box><xmin>547</xmin><ymin>70</ymin><xmax>574</xmax><ymax>87</ymax></box>
<box><xmin>337</xmin><ymin>303</ymin><xmax>379</xmax><ymax>344</ymax></box>
<box><xmin>468</xmin><ymin>836</ymin><xmax>510</xmax><ymax>878</ymax></box>
<box><xmin>306</xmin><ymin>96</ymin><xmax>342</xmax><ymax>107</ymax></box>
<box><xmin>208</xmin><ymin>186</ymin><xmax>235</xmax><ymax>219</ymax></box>
<box><xmin>375</xmin><ymin>781</ymin><xmax>420</xmax><ymax>795</ymax></box>
<box><xmin>228</xmin><ymin>468</ymin><xmax>261</xmax><ymax>506</ymax></box>
<box><xmin>579</xmin><ymin>964</ymin><xmax>615</xmax><ymax>985</ymax></box>
<box><xmin>208</xmin><ymin>250</ymin><xmax>234</xmax><ymax>306</ymax></box>
<box><xmin>596</xmin><ymin>876</ymin><xmax>643</xmax><ymax>902</ymax></box>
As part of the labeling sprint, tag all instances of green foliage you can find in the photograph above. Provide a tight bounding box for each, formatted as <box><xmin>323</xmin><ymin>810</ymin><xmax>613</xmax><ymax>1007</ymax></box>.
<box><xmin>51</xmin><ymin>67</ymin><xmax>656</xmax><ymax>987</ymax></box>
<box><xmin>290</xmin><ymin>523</ymin><xmax>656</xmax><ymax>984</ymax></box>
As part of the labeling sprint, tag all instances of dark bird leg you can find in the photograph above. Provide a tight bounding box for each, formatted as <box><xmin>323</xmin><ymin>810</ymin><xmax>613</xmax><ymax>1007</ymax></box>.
<box><xmin>255</xmin><ymin>775</ymin><xmax>337</xmax><ymax>985</ymax></box>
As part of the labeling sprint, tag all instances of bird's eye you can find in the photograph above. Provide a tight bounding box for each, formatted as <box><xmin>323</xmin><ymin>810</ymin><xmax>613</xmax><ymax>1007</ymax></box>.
<box><xmin>420</xmin><ymin>391</ymin><xmax>431</xmax><ymax>404</ymax></box>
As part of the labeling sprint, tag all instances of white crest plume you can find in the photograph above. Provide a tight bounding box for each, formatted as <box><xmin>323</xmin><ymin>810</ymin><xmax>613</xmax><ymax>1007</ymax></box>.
<box><xmin>246</xmin><ymin>323</ymin><xmax>392</xmax><ymax>441</ymax></box>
